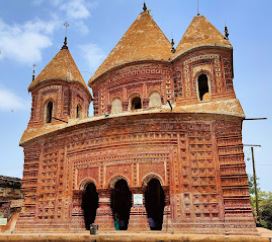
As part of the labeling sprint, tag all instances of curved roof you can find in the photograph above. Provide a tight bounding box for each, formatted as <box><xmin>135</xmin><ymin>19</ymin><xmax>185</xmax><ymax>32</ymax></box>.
<box><xmin>174</xmin><ymin>15</ymin><xmax>232</xmax><ymax>58</ymax></box>
<box><xmin>89</xmin><ymin>10</ymin><xmax>172</xmax><ymax>85</ymax></box>
<box><xmin>29</xmin><ymin>46</ymin><xmax>88</xmax><ymax>91</ymax></box>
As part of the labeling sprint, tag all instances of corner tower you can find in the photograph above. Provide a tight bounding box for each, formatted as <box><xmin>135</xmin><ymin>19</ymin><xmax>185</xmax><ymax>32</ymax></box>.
<box><xmin>172</xmin><ymin>15</ymin><xmax>242</xmax><ymax>117</ymax></box>
<box><xmin>22</xmin><ymin>39</ymin><xmax>91</xmax><ymax>142</ymax></box>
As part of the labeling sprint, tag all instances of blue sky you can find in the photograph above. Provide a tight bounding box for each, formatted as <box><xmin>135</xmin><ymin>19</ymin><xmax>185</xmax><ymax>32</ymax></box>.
<box><xmin>0</xmin><ymin>0</ymin><xmax>271</xmax><ymax>191</ymax></box>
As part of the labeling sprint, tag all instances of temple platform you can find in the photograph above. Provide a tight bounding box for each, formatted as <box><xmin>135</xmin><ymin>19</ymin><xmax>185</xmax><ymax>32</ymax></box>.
<box><xmin>0</xmin><ymin>229</ymin><xmax>271</xmax><ymax>242</ymax></box>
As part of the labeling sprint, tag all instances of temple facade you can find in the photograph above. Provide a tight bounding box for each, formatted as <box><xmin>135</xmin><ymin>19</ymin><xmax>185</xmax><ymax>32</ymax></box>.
<box><xmin>17</xmin><ymin>6</ymin><xmax>256</xmax><ymax>234</ymax></box>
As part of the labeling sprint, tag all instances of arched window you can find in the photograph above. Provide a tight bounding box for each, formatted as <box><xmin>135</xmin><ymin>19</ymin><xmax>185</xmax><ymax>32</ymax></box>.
<box><xmin>76</xmin><ymin>104</ymin><xmax>82</xmax><ymax>119</ymax></box>
<box><xmin>149</xmin><ymin>92</ymin><xmax>161</xmax><ymax>108</ymax></box>
<box><xmin>45</xmin><ymin>101</ymin><xmax>53</xmax><ymax>123</ymax></box>
<box><xmin>198</xmin><ymin>74</ymin><xmax>210</xmax><ymax>101</ymax></box>
<box><xmin>111</xmin><ymin>98</ymin><xmax>122</xmax><ymax>114</ymax></box>
<box><xmin>131</xmin><ymin>96</ymin><xmax>142</xmax><ymax>110</ymax></box>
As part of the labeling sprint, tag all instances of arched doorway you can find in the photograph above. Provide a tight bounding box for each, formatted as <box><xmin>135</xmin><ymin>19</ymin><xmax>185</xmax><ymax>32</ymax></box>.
<box><xmin>144</xmin><ymin>178</ymin><xmax>165</xmax><ymax>230</ymax></box>
<box><xmin>110</xmin><ymin>179</ymin><xmax>132</xmax><ymax>230</ymax></box>
<box><xmin>81</xmin><ymin>182</ymin><xmax>99</xmax><ymax>230</ymax></box>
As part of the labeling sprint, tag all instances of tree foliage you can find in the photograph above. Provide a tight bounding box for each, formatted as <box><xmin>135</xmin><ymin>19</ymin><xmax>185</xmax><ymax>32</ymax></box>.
<box><xmin>248</xmin><ymin>175</ymin><xmax>272</xmax><ymax>229</ymax></box>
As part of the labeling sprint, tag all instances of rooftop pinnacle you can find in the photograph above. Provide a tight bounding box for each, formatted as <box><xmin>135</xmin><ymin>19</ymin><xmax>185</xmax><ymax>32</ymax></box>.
<box><xmin>61</xmin><ymin>36</ymin><xmax>68</xmax><ymax>50</ymax></box>
<box><xmin>143</xmin><ymin>2</ymin><xmax>147</xmax><ymax>12</ymax></box>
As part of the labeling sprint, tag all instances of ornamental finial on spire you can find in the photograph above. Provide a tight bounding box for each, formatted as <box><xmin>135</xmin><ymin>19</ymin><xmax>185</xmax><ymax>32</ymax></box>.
<box><xmin>143</xmin><ymin>2</ymin><xmax>147</xmax><ymax>12</ymax></box>
<box><xmin>61</xmin><ymin>22</ymin><xmax>69</xmax><ymax>50</ymax></box>
<box><xmin>197</xmin><ymin>0</ymin><xmax>200</xmax><ymax>16</ymax></box>
<box><xmin>224</xmin><ymin>25</ymin><xmax>229</xmax><ymax>40</ymax></box>
<box><xmin>171</xmin><ymin>39</ymin><xmax>176</xmax><ymax>53</ymax></box>
<box><xmin>32</xmin><ymin>64</ymin><xmax>36</xmax><ymax>81</ymax></box>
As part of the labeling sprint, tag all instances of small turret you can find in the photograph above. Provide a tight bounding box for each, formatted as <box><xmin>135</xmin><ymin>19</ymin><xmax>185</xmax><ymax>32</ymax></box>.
<box><xmin>25</xmin><ymin>38</ymin><xmax>91</xmax><ymax>134</ymax></box>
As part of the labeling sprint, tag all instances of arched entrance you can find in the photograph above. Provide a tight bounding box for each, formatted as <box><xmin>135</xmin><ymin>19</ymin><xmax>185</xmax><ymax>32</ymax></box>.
<box><xmin>144</xmin><ymin>178</ymin><xmax>165</xmax><ymax>230</ymax></box>
<box><xmin>81</xmin><ymin>182</ymin><xmax>99</xmax><ymax>230</ymax></box>
<box><xmin>110</xmin><ymin>179</ymin><xmax>132</xmax><ymax>230</ymax></box>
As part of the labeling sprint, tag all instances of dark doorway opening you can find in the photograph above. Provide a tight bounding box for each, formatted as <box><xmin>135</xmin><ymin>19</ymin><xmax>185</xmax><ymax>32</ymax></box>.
<box><xmin>198</xmin><ymin>74</ymin><xmax>209</xmax><ymax>101</ymax></box>
<box><xmin>144</xmin><ymin>178</ymin><xmax>165</xmax><ymax>230</ymax></box>
<box><xmin>76</xmin><ymin>104</ymin><xmax>82</xmax><ymax>119</ymax></box>
<box><xmin>131</xmin><ymin>97</ymin><xmax>142</xmax><ymax>110</ymax></box>
<box><xmin>81</xmin><ymin>183</ymin><xmax>99</xmax><ymax>230</ymax></box>
<box><xmin>46</xmin><ymin>101</ymin><xmax>53</xmax><ymax>123</ymax></box>
<box><xmin>110</xmin><ymin>179</ymin><xmax>132</xmax><ymax>230</ymax></box>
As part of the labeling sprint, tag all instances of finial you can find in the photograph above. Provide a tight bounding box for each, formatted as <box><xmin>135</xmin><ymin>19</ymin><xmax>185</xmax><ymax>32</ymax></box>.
<box><xmin>32</xmin><ymin>64</ymin><xmax>36</xmax><ymax>81</ymax></box>
<box><xmin>143</xmin><ymin>2</ymin><xmax>147</xmax><ymax>12</ymax></box>
<box><xmin>197</xmin><ymin>0</ymin><xmax>200</xmax><ymax>16</ymax></box>
<box><xmin>171</xmin><ymin>39</ymin><xmax>176</xmax><ymax>53</ymax></box>
<box><xmin>61</xmin><ymin>22</ymin><xmax>69</xmax><ymax>49</ymax></box>
<box><xmin>224</xmin><ymin>25</ymin><xmax>229</xmax><ymax>40</ymax></box>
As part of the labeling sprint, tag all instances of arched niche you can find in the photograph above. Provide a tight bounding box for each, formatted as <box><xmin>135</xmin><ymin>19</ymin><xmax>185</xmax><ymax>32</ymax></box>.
<box><xmin>111</xmin><ymin>98</ymin><xmax>122</xmax><ymax>114</ymax></box>
<box><xmin>148</xmin><ymin>92</ymin><xmax>162</xmax><ymax>108</ymax></box>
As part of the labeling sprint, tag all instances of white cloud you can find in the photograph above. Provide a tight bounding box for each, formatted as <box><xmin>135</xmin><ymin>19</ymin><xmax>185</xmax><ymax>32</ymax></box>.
<box><xmin>0</xmin><ymin>1</ymin><xmax>97</xmax><ymax>64</ymax></box>
<box><xmin>0</xmin><ymin>18</ymin><xmax>60</xmax><ymax>65</ymax></box>
<box><xmin>59</xmin><ymin>0</ymin><xmax>91</xmax><ymax>20</ymax></box>
<box><xmin>0</xmin><ymin>87</ymin><xmax>29</xmax><ymax>112</ymax></box>
<box><xmin>35</xmin><ymin>0</ymin><xmax>93</xmax><ymax>20</ymax></box>
<box><xmin>32</xmin><ymin>0</ymin><xmax>96</xmax><ymax>34</ymax></box>
<box><xmin>79</xmin><ymin>43</ymin><xmax>105</xmax><ymax>73</ymax></box>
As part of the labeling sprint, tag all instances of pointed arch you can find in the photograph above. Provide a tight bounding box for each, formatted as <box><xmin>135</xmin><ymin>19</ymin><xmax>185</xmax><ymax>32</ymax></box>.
<box><xmin>108</xmin><ymin>175</ymin><xmax>130</xmax><ymax>189</ymax></box>
<box><xmin>142</xmin><ymin>173</ymin><xmax>164</xmax><ymax>188</ymax></box>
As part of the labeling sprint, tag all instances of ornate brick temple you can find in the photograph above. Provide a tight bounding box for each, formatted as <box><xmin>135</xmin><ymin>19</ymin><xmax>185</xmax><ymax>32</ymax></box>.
<box><xmin>0</xmin><ymin>176</ymin><xmax>23</xmax><ymax>232</ymax></box>
<box><xmin>17</xmin><ymin>5</ymin><xmax>256</xmax><ymax>234</ymax></box>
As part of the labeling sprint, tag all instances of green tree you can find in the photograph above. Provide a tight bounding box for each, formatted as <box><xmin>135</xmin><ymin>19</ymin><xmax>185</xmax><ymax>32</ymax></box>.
<box><xmin>248</xmin><ymin>175</ymin><xmax>272</xmax><ymax>230</ymax></box>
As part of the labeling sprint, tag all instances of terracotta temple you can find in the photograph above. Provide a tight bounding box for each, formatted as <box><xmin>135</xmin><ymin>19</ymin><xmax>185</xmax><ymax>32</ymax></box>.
<box><xmin>16</xmin><ymin>5</ymin><xmax>256</xmax><ymax>234</ymax></box>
